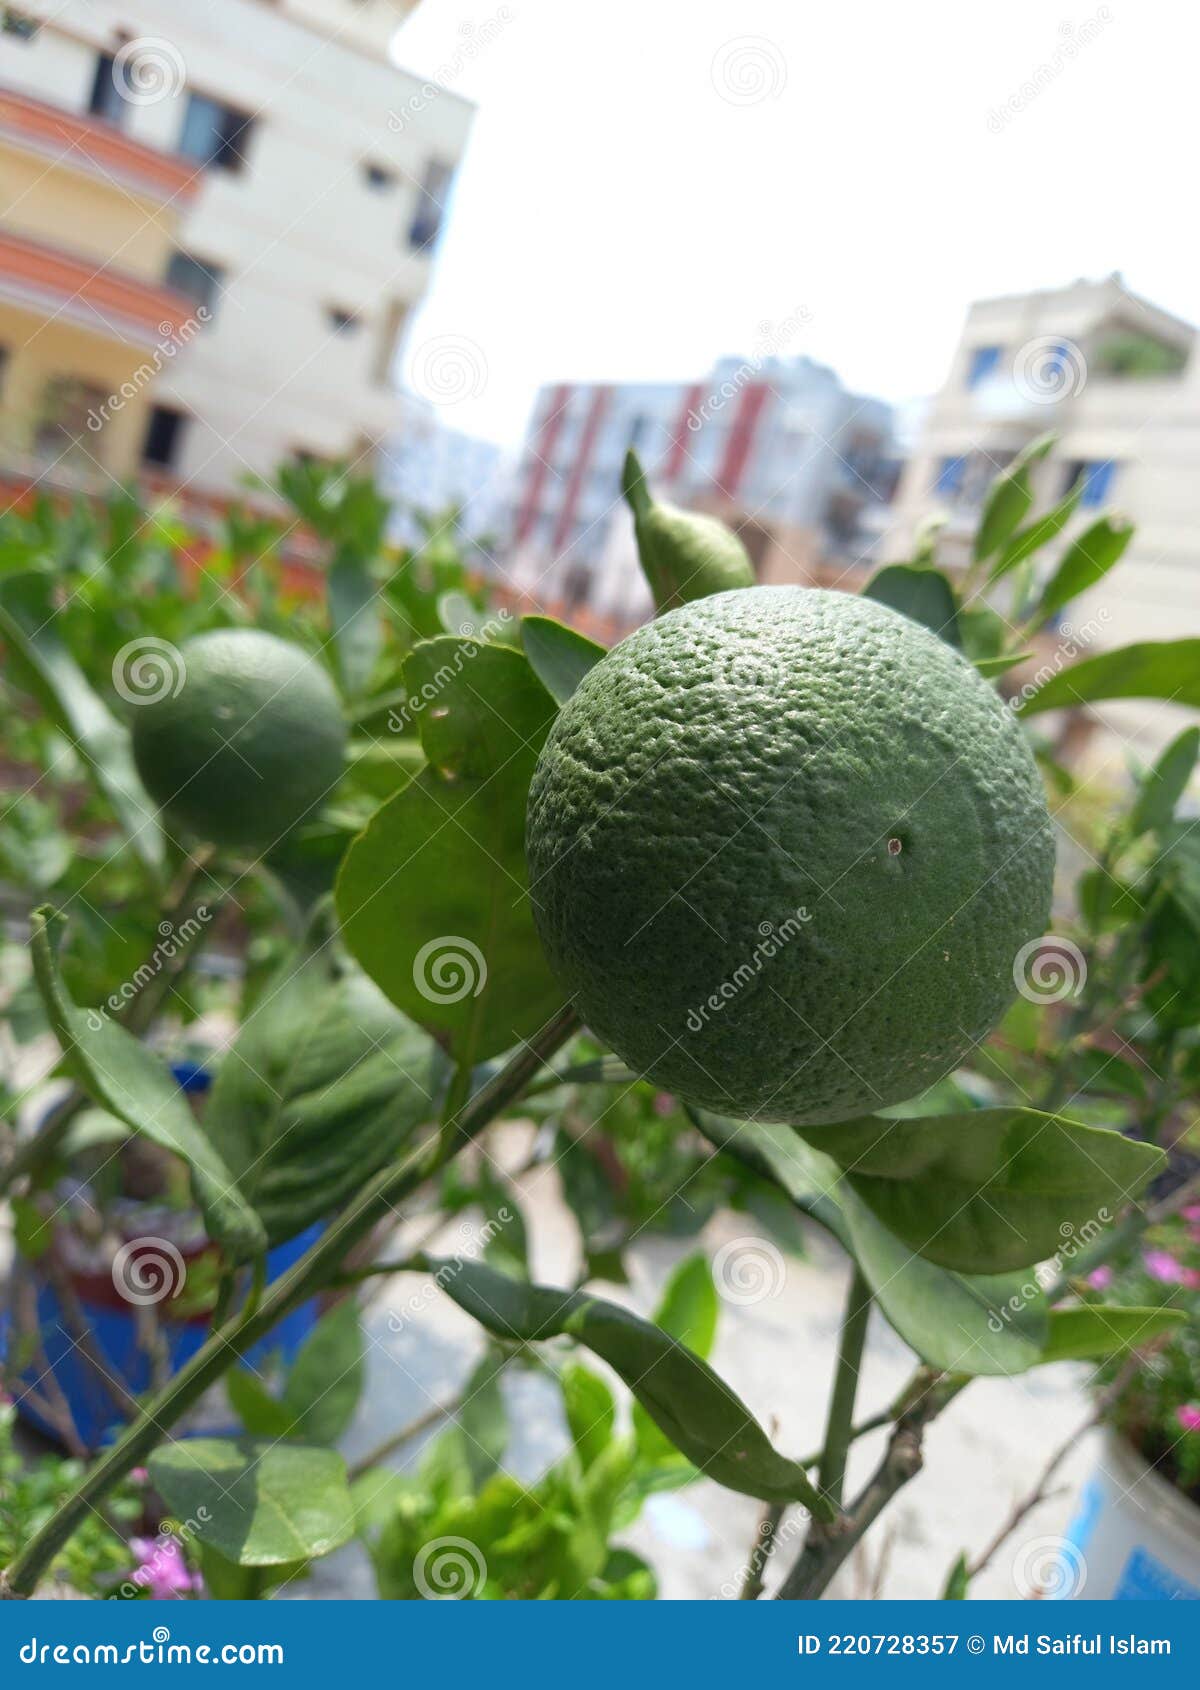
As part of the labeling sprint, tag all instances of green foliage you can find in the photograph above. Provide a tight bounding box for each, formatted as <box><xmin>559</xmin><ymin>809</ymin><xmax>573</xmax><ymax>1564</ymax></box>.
<box><xmin>862</xmin><ymin>563</ymin><xmax>960</xmax><ymax>646</ymax></box>
<box><xmin>148</xmin><ymin>1439</ymin><xmax>355</xmax><ymax>1566</ymax></box>
<box><xmin>228</xmin><ymin>1301</ymin><xmax>365</xmax><ymax>1445</ymax></box>
<box><xmin>521</xmin><ymin>615</ymin><xmax>606</xmax><ymax>703</ymax></box>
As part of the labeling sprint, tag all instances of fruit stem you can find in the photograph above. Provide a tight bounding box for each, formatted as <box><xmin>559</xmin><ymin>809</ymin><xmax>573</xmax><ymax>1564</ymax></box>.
<box><xmin>0</xmin><ymin>1001</ymin><xmax>581</xmax><ymax>1598</ymax></box>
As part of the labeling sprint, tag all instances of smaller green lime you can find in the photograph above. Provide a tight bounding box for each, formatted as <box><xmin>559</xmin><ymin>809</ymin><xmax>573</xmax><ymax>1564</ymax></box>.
<box><xmin>131</xmin><ymin>630</ymin><xmax>346</xmax><ymax>849</ymax></box>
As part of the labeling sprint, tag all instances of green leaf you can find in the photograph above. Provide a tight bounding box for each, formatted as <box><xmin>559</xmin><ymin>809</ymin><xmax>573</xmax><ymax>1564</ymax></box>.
<box><xmin>457</xmin><ymin>1347</ymin><xmax>510</xmax><ymax>1487</ymax></box>
<box><xmin>337</xmin><ymin>640</ymin><xmax>564</xmax><ymax>1065</ymax></box>
<box><xmin>1035</xmin><ymin>515</ymin><xmax>1134</xmax><ymax>625</ymax></box>
<box><xmin>1041</xmin><ymin>1305</ymin><xmax>1186</xmax><ymax>1363</ymax></box>
<box><xmin>425</xmin><ymin>1256</ymin><xmax>830</xmax><ymax>1514</ymax></box>
<box><xmin>692</xmin><ymin>1112</ymin><xmax>1048</xmax><ymax>1375</ymax></box>
<box><xmin>1130</xmin><ymin>726</ymin><xmax>1200</xmax><ymax>836</ymax></box>
<box><xmin>1017</xmin><ymin>640</ymin><xmax>1200</xmax><ymax>716</ymax></box>
<box><xmin>798</xmin><ymin>1108</ymin><xmax>1162</xmax><ymax>1274</ymax></box>
<box><xmin>281</xmin><ymin>1300</ymin><xmax>364</xmax><ymax>1445</ymax></box>
<box><xmin>12</xmin><ymin>1196</ymin><xmax>52</xmax><ymax>1261</ymax></box>
<box><xmin>30</xmin><ymin>909</ymin><xmax>265</xmax><ymax>1260</ymax></box>
<box><xmin>974</xmin><ymin>651</ymin><xmax>1032</xmax><ymax>679</ymax></box>
<box><xmin>521</xmin><ymin>615</ymin><xmax>606</xmax><ymax>705</ymax></box>
<box><xmin>562</xmin><ymin>1363</ymin><xmax>615</xmax><ymax>1471</ymax></box>
<box><xmin>328</xmin><ymin>549</ymin><xmax>382</xmax><ymax>699</ymax></box>
<box><xmin>649</xmin><ymin>1252</ymin><xmax>718</xmax><ymax>1359</ymax></box>
<box><xmin>0</xmin><ymin>571</ymin><xmax>163</xmax><ymax>874</ymax></box>
<box><xmin>941</xmin><ymin>1551</ymin><xmax>970</xmax><ymax>1599</ymax></box>
<box><xmin>862</xmin><ymin>564</ymin><xmax>960</xmax><ymax>647</ymax></box>
<box><xmin>991</xmin><ymin>478</ymin><xmax>1084</xmax><ymax>581</ymax></box>
<box><xmin>973</xmin><ymin>435</ymin><xmax>1056</xmax><ymax>564</ymax></box>
<box><xmin>204</xmin><ymin>935</ymin><xmax>445</xmax><ymax>1248</ymax></box>
<box><xmin>148</xmin><ymin>1439</ymin><xmax>354</xmax><ymax>1566</ymax></box>
<box><xmin>227</xmin><ymin>1369</ymin><xmax>295</xmax><ymax>1439</ymax></box>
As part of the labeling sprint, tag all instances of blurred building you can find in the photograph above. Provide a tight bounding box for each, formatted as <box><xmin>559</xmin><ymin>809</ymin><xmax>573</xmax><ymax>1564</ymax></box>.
<box><xmin>887</xmin><ymin>275</ymin><xmax>1197</xmax><ymax>648</ymax></box>
<box><xmin>503</xmin><ymin>357</ymin><xmax>896</xmax><ymax>627</ymax></box>
<box><xmin>0</xmin><ymin>0</ymin><xmax>473</xmax><ymax>500</ymax></box>
<box><xmin>379</xmin><ymin>401</ymin><xmax>505</xmax><ymax>549</ymax></box>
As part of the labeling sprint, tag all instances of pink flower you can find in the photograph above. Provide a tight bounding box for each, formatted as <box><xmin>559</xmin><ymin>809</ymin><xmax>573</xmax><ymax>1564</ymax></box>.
<box><xmin>653</xmin><ymin>1092</ymin><xmax>676</xmax><ymax>1117</ymax></box>
<box><xmin>1144</xmin><ymin>1249</ymin><xmax>1187</xmax><ymax>1284</ymax></box>
<box><xmin>1181</xmin><ymin>1205</ymin><xmax>1200</xmax><ymax>1223</ymax></box>
<box><xmin>130</xmin><ymin>1467</ymin><xmax>149</xmax><ymax>1483</ymax></box>
<box><xmin>1182</xmin><ymin>1269</ymin><xmax>1200</xmax><ymax>1290</ymax></box>
<box><xmin>1087</xmin><ymin>1266</ymin><xmax>1114</xmax><ymax>1290</ymax></box>
<box><xmin>1175</xmin><ymin>1405</ymin><xmax>1200</xmax><ymax>1434</ymax></box>
<box><xmin>128</xmin><ymin>1538</ymin><xmax>197</xmax><ymax>1599</ymax></box>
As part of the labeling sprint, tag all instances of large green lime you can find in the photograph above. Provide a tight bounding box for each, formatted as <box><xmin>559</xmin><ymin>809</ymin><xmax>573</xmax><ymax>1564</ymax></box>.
<box><xmin>131</xmin><ymin>630</ymin><xmax>345</xmax><ymax>849</ymax></box>
<box><xmin>526</xmin><ymin>587</ymin><xmax>1054</xmax><ymax>1125</ymax></box>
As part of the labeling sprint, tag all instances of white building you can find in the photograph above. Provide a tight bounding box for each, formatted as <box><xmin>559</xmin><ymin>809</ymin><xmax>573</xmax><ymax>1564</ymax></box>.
<box><xmin>380</xmin><ymin>400</ymin><xmax>506</xmax><ymax>549</ymax></box>
<box><xmin>0</xmin><ymin>0</ymin><xmax>474</xmax><ymax>495</ymax></box>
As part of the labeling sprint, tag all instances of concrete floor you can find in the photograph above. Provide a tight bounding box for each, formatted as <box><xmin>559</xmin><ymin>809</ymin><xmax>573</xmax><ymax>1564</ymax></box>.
<box><xmin>297</xmin><ymin>1129</ymin><xmax>1097</xmax><ymax>1602</ymax></box>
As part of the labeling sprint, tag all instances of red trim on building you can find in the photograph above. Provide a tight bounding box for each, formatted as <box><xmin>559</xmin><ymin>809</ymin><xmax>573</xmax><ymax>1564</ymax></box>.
<box><xmin>0</xmin><ymin>228</ymin><xmax>196</xmax><ymax>346</ymax></box>
<box><xmin>551</xmin><ymin>385</ymin><xmax>611</xmax><ymax>554</ymax></box>
<box><xmin>663</xmin><ymin>381</ymin><xmax>705</xmax><ymax>483</ymax></box>
<box><xmin>715</xmin><ymin>381</ymin><xmax>771</xmax><ymax>499</ymax></box>
<box><xmin>0</xmin><ymin>89</ymin><xmax>201</xmax><ymax>205</ymax></box>
<box><xmin>514</xmin><ymin>384</ymin><xmax>571</xmax><ymax>547</ymax></box>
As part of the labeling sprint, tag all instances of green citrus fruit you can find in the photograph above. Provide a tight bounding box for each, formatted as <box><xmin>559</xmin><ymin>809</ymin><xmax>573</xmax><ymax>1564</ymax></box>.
<box><xmin>526</xmin><ymin>586</ymin><xmax>1054</xmax><ymax>1125</ymax></box>
<box><xmin>131</xmin><ymin>629</ymin><xmax>346</xmax><ymax>849</ymax></box>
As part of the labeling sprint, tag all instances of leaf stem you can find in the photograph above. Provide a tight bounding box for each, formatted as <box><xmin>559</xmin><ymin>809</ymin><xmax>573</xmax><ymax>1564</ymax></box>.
<box><xmin>816</xmin><ymin>1264</ymin><xmax>872</xmax><ymax>1510</ymax></box>
<box><xmin>0</xmin><ymin>1003</ymin><xmax>580</xmax><ymax>1599</ymax></box>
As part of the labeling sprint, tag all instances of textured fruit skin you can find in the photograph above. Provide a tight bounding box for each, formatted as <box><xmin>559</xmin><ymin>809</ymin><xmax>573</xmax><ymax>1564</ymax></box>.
<box><xmin>131</xmin><ymin>630</ymin><xmax>346</xmax><ymax>849</ymax></box>
<box><xmin>526</xmin><ymin>587</ymin><xmax>1055</xmax><ymax>1126</ymax></box>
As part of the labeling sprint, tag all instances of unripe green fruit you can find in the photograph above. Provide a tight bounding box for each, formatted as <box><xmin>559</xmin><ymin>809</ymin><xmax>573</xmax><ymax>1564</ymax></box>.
<box><xmin>622</xmin><ymin>449</ymin><xmax>755</xmax><ymax>612</ymax></box>
<box><xmin>131</xmin><ymin>629</ymin><xmax>346</xmax><ymax>849</ymax></box>
<box><xmin>526</xmin><ymin>586</ymin><xmax>1055</xmax><ymax>1126</ymax></box>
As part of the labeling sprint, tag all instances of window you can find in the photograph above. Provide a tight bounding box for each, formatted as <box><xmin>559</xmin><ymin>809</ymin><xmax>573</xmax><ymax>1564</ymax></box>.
<box><xmin>165</xmin><ymin>251</ymin><xmax>223</xmax><ymax>315</ymax></box>
<box><xmin>34</xmin><ymin>376</ymin><xmax>108</xmax><ymax>463</ymax></box>
<box><xmin>934</xmin><ymin>454</ymin><xmax>967</xmax><ymax>496</ymax></box>
<box><xmin>325</xmin><ymin>306</ymin><xmax>359</xmax><ymax>334</ymax></box>
<box><xmin>966</xmin><ymin>345</ymin><xmax>1002</xmax><ymax>388</ymax></box>
<box><xmin>407</xmin><ymin>158</ymin><xmax>454</xmax><ymax>251</ymax></box>
<box><xmin>88</xmin><ymin>51</ymin><xmax>127</xmax><ymax>126</ymax></box>
<box><xmin>371</xmin><ymin>299</ymin><xmax>407</xmax><ymax>385</ymax></box>
<box><xmin>1065</xmin><ymin>459</ymin><xmax>1117</xmax><ymax>508</ymax></box>
<box><xmin>362</xmin><ymin>160</ymin><xmax>396</xmax><ymax>191</ymax></box>
<box><xmin>178</xmin><ymin>92</ymin><xmax>253</xmax><ymax>172</ymax></box>
<box><xmin>2</xmin><ymin>11</ymin><xmax>41</xmax><ymax>39</ymax></box>
<box><xmin>141</xmin><ymin>405</ymin><xmax>188</xmax><ymax>470</ymax></box>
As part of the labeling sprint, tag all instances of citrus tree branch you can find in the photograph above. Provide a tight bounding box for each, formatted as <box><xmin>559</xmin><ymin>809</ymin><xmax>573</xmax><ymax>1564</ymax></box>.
<box><xmin>0</xmin><ymin>1002</ymin><xmax>580</xmax><ymax>1599</ymax></box>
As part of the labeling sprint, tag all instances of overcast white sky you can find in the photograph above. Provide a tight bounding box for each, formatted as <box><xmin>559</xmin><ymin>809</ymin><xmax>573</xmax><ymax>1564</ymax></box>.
<box><xmin>389</xmin><ymin>0</ymin><xmax>1192</xmax><ymax>448</ymax></box>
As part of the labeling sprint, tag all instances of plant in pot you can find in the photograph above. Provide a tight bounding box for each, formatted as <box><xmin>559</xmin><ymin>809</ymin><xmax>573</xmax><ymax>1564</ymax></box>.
<box><xmin>1</xmin><ymin>440</ymin><xmax>1197</xmax><ymax>1603</ymax></box>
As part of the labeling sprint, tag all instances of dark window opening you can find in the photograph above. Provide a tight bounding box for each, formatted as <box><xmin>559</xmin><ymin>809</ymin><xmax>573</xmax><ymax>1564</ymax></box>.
<box><xmin>178</xmin><ymin>91</ymin><xmax>253</xmax><ymax>172</ymax></box>
<box><xmin>88</xmin><ymin>51</ymin><xmax>127</xmax><ymax>125</ymax></box>
<box><xmin>165</xmin><ymin>251</ymin><xmax>224</xmax><ymax>315</ymax></box>
<box><xmin>363</xmin><ymin>160</ymin><xmax>396</xmax><ymax>191</ymax></box>
<box><xmin>141</xmin><ymin>405</ymin><xmax>188</xmax><ymax>469</ymax></box>
<box><xmin>325</xmin><ymin>306</ymin><xmax>359</xmax><ymax>334</ymax></box>
<box><xmin>407</xmin><ymin>158</ymin><xmax>453</xmax><ymax>252</ymax></box>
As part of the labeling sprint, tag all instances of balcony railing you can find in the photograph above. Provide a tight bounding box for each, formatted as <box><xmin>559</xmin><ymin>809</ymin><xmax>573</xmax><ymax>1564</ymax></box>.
<box><xmin>0</xmin><ymin>228</ymin><xmax>197</xmax><ymax>348</ymax></box>
<box><xmin>0</xmin><ymin>86</ymin><xmax>200</xmax><ymax>207</ymax></box>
